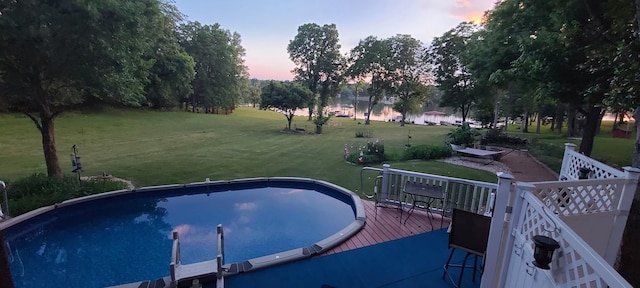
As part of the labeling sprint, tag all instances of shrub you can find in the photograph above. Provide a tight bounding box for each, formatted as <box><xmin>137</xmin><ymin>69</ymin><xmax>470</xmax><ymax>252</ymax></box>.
<box><xmin>403</xmin><ymin>144</ymin><xmax>452</xmax><ymax>160</ymax></box>
<box><xmin>4</xmin><ymin>173</ymin><xmax>128</xmax><ymax>216</ymax></box>
<box><xmin>355</xmin><ymin>129</ymin><xmax>373</xmax><ymax>138</ymax></box>
<box><xmin>447</xmin><ymin>123</ymin><xmax>481</xmax><ymax>147</ymax></box>
<box><xmin>344</xmin><ymin>141</ymin><xmax>385</xmax><ymax>165</ymax></box>
<box><xmin>483</xmin><ymin>128</ymin><xmax>528</xmax><ymax>146</ymax></box>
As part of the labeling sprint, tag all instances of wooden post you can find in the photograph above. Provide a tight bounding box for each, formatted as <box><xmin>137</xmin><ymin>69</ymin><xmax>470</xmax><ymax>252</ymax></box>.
<box><xmin>0</xmin><ymin>230</ymin><xmax>15</xmax><ymax>288</ymax></box>
<box><xmin>480</xmin><ymin>172</ymin><xmax>514</xmax><ymax>288</ymax></box>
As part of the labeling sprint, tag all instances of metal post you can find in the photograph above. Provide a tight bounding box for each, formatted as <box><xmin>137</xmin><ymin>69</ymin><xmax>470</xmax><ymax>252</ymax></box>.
<box><xmin>381</xmin><ymin>164</ymin><xmax>391</xmax><ymax>201</ymax></box>
<box><xmin>480</xmin><ymin>172</ymin><xmax>514</xmax><ymax>288</ymax></box>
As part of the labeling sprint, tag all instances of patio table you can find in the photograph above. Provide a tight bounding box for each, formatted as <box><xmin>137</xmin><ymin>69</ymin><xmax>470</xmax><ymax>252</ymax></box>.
<box><xmin>402</xmin><ymin>181</ymin><xmax>445</xmax><ymax>229</ymax></box>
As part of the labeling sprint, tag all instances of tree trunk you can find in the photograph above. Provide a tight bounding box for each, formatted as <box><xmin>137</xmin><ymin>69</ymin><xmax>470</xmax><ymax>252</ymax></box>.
<box><xmin>596</xmin><ymin>110</ymin><xmax>605</xmax><ymax>135</ymax></box>
<box><xmin>0</xmin><ymin>230</ymin><xmax>14</xmax><ymax>288</ymax></box>
<box><xmin>365</xmin><ymin>99</ymin><xmax>374</xmax><ymax>125</ymax></box>
<box><xmin>567</xmin><ymin>108</ymin><xmax>577</xmax><ymax>137</ymax></box>
<box><xmin>40</xmin><ymin>113</ymin><xmax>62</xmax><ymax>178</ymax></box>
<box><xmin>632</xmin><ymin>108</ymin><xmax>640</xmax><ymax>167</ymax></box>
<box><xmin>555</xmin><ymin>103</ymin><xmax>564</xmax><ymax>133</ymax></box>
<box><xmin>578</xmin><ymin>105</ymin><xmax>601</xmax><ymax>156</ymax></box>
<box><xmin>307</xmin><ymin>106</ymin><xmax>313</xmax><ymax>121</ymax></box>
<box><xmin>536</xmin><ymin>112</ymin><xmax>541</xmax><ymax>134</ymax></box>
<box><xmin>520</xmin><ymin>110</ymin><xmax>529</xmax><ymax>133</ymax></box>
<box><xmin>286</xmin><ymin>113</ymin><xmax>293</xmax><ymax>130</ymax></box>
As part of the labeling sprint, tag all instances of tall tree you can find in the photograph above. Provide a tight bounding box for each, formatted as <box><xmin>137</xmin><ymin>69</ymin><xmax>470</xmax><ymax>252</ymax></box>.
<box><xmin>348</xmin><ymin>36</ymin><xmax>392</xmax><ymax>125</ymax></box>
<box><xmin>0</xmin><ymin>0</ymin><xmax>164</xmax><ymax>178</ymax></box>
<box><xmin>178</xmin><ymin>22</ymin><xmax>247</xmax><ymax>114</ymax></box>
<box><xmin>144</xmin><ymin>2</ymin><xmax>195</xmax><ymax>109</ymax></box>
<box><xmin>428</xmin><ymin>22</ymin><xmax>481</xmax><ymax>123</ymax></box>
<box><xmin>387</xmin><ymin>34</ymin><xmax>430</xmax><ymax>126</ymax></box>
<box><xmin>260</xmin><ymin>81</ymin><xmax>313</xmax><ymax>130</ymax></box>
<box><xmin>287</xmin><ymin>23</ymin><xmax>345</xmax><ymax>132</ymax></box>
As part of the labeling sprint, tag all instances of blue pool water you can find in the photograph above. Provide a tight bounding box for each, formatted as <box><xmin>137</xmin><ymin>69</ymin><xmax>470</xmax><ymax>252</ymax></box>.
<box><xmin>3</xmin><ymin>180</ymin><xmax>356</xmax><ymax>288</ymax></box>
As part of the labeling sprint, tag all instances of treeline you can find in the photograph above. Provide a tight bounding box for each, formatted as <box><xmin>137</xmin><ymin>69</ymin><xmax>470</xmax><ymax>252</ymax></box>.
<box><xmin>0</xmin><ymin>0</ymin><xmax>250</xmax><ymax>178</ymax></box>
<box><xmin>281</xmin><ymin>1</ymin><xmax>640</xmax><ymax>155</ymax></box>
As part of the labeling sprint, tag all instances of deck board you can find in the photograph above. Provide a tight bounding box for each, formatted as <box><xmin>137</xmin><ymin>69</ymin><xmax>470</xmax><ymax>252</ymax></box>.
<box><xmin>322</xmin><ymin>200</ymin><xmax>451</xmax><ymax>255</ymax></box>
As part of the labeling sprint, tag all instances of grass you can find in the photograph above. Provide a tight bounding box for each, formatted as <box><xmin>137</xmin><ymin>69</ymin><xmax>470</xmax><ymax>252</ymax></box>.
<box><xmin>505</xmin><ymin>121</ymin><xmax>635</xmax><ymax>171</ymax></box>
<box><xmin>0</xmin><ymin>107</ymin><xmax>498</xmax><ymax>197</ymax></box>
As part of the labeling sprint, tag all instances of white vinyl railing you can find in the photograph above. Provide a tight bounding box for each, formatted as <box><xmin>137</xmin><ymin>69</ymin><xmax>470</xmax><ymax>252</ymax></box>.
<box><xmin>500</xmin><ymin>184</ymin><xmax>632</xmax><ymax>288</ymax></box>
<box><xmin>361</xmin><ymin>164</ymin><xmax>498</xmax><ymax>216</ymax></box>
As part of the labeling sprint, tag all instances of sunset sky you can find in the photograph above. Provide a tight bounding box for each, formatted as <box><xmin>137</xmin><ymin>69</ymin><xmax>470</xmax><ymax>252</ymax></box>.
<box><xmin>173</xmin><ymin>0</ymin><xmax>497</xmax><ymax>80</ymax></box>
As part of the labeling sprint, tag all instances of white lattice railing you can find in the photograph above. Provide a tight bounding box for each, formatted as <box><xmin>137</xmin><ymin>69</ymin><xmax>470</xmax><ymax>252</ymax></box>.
<box><xmin>501</xmin><ymin>185</ymin><xmax>631</xmax><ymax>288</ymax></box>
<box><xmin>560</xmin><ymin>143</ymin><xmax>624</xmax><ymax>180</ymax></box>
<box><xmin>528</xmin><ymin>178</ymin><xmax>626</xmax><ymax>216</ymax></box>
<box><xmin>361</xmin><ymin>165</ymin><xmax>498</xmax><ymax>216</ymax></box>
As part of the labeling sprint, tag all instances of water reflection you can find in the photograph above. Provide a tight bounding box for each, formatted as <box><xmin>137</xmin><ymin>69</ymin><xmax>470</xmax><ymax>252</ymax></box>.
<box><xmin>294</xmin><ymin>98</ymin><xmax>466</xmax><ymax>124</ymax></box>
<box><xmin>5</xmin><ymin>196</ymin><xmax>171</xmax><ymax>288</ymax></box>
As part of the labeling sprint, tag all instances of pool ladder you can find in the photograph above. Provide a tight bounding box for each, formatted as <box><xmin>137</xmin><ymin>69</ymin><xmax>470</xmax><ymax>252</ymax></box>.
<box><xmin>170</xmin><ymin>224</ymin><xmax>226</xmax><ymax>288</ymax></box>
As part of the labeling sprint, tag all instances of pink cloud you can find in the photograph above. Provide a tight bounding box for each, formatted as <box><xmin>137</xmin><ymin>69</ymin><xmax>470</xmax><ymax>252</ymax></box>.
<box><xmin>449</xmin><ymin>0</ymin><xmax>495</xmax><ymax>23</ymax></box>
<box><xmin>172</xmin><ymin>224</ymin><xmax>192</xmax><ymax>237</ymax></box>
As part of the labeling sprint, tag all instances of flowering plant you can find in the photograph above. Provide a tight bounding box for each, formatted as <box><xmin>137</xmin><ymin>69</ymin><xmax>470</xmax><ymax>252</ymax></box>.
<box><xmin>344</xmin><ymin>139</ymin><xmax>385</xmax><ymax>165</ymax></box>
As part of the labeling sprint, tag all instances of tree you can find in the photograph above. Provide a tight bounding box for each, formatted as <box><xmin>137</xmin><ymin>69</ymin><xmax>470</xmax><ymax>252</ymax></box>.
<box><xmin>287</xmin><ymin>23</ymin><xmax>345</xmax><ymax>132</ymax></box>
<box><xmin>178</xmin><ymin>21</ymin><xmax>247</xmax><ymax>114</ymax></box>
<box><xmin>348</xmin><ymin>36</ymin><xmax>392</xmax><ymax>125</ymax></box>
<box><xmin>0</xmin><ymin>0</ymin><xmax>164</xmax><ymax>178</ymax></box>
<box><xmin>246</xmin><ymin>79</ymin><xmax>262</xmax><ymax>108</ymax></box>
<box><xmin>428</xmin><ymin>22</ymin><xmax>482</xmax><ymax>123</ymax></box>
<box><xmin>144</xmin><ymin>2</ymin><xmax>195</xmax><ymax>109</ymax></box>
<box><xmin>260</xmin><ymin>81</ymin><xmax>313</xmax><ymax>130</ymax></box>
<box><xmin>386</xmin><ymin>34</ymin><xmax>430</xmax><ymax>126</ymax></box>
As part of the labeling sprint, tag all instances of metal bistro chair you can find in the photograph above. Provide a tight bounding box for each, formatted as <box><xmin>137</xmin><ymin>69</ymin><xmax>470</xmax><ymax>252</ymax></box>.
<box><xmin>442</xmin><ymin>209</ymin><xmax>492</xmax><ymax>288</ymax></box>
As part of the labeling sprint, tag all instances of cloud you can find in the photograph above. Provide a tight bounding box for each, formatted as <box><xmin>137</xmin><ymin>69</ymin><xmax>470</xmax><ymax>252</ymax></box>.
<box><xmin>278</xmin><ymin>188</ymin><xmax>305</xmax><ymax>196</ymax></box>
<box><xmin>449</xmin><ymin>0</ymin><xmax>494</xmax><ymax>23</ymax></box>
<box><xmin>235</xmin><ymin>202</ymin><xmax>257</xmax><ymax>211</ymax></box>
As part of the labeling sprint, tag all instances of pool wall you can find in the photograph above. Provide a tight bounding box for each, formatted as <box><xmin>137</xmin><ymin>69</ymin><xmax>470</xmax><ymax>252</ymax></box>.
<box><xmin>0</xmin><ymin>177</ymin><xmax>366</xmax><ymax>287</ymax></box>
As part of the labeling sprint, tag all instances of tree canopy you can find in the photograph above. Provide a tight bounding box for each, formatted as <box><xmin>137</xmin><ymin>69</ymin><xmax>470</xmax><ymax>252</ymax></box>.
<box><xmin>287</xmin><ymin>23</ymin><xmax>345</xmax><ymax>132</ymax></box>
<box><xmin>0</xmin><ymin>0</ymin><xmax>167</xmax><ymax>177</ymax></box>
<box><xmin>260</xmin><ymin>81</ymin><xmax>313</xmax><ymax>130</ymax></box>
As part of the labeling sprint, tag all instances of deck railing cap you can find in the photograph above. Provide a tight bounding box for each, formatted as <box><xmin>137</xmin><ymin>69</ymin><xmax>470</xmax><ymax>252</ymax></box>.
<box><xmin>496</xmin><ymin>172</ymin><xmax>514</xmax><ymax>179</ymax></box>
<box><xmin>623</xmin><ymin>166</ymin><xmax>640</xmax><ymax>174</ymax></box>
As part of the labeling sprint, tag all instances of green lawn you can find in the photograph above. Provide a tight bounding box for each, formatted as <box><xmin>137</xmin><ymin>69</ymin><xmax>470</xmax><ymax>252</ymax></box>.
<box><xmin>0</xmin><ymin>107</ymin><xmax>498</xmax><ymax>196</ymax></box>
<box><xmin>505</xmin><ymin>121</ymin><xmax>636</xmax><ymax>171</ymax></box>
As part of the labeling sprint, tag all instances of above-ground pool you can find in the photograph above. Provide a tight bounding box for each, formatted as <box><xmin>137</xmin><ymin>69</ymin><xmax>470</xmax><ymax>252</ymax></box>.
<box><xmin>0</xmin><ymin>178</ymin><xmax>365</xmax><ymax>288</ymax></box>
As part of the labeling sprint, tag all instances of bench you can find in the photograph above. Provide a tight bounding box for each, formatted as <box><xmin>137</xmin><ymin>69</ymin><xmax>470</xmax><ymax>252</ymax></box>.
<box><xmin>455</xmin><ymin>147</ymin><xmax>505</xmax><ymax>165</ymax></box>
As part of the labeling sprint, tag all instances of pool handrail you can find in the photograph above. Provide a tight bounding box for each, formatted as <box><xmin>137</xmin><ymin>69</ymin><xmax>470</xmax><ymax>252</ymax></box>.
<box><xmin>170</xmin><ymin>231</ymin><xmax>180</xmax><ymax>285</ymax></box>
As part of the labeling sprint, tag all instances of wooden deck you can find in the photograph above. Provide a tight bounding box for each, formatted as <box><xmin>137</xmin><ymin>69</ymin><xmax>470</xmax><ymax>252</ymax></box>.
<box><xmin>322</xmin><ymin>200</ymin><xmax>451</xmax><ymax>255</ymax></box>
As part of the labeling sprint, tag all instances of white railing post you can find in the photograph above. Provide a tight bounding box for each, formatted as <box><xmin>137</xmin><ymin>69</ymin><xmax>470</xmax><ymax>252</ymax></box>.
<box><xmin>481</xmin><ymin>172</ymin><xmax>513</xmax><ymax>288</ymax></box>
<box><xmin>604</xmin><ymin>167</ymin><xmax>640</xmax><ymax>265</ymax></box>
<box><xmin>560</xmin><ymin>143</ymin><xmax>577</xmax><ymax>180</ymax></box>
<box><xmin>381</xmin><ymin>164</ymin><xmax>391</xmax><ymax>200</ymax></box>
